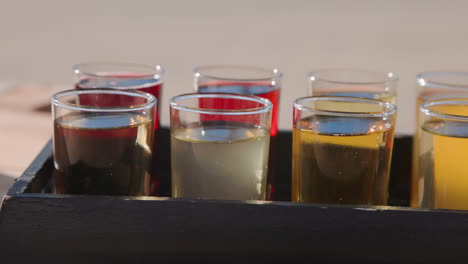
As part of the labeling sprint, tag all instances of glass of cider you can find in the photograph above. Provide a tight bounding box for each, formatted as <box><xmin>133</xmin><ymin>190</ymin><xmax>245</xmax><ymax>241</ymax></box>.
<box><xmin>411</xmin><ymin>72</ymin><xmax>468</xmax><ymax>207</ymax></box>
<box><xmin>52</xmin><ymin>89</ymin><xmax>157</xmax><ymax>196</ymax></box>
<box><xmin>307</xmin><ymin>69</ymin><xmax>398</xmax><ymax>104</ymax></box>
<box><xmin>292</xmin><ymin>96</ymin><xmax>397</xmax><ymax>205</ymax></box>
<box><xmin>169</xmin><ymin>93</ymin><xmax>273</xmax><ymax>201</ymax></box>
<box><xmin>417</xmin><ymin>98</ymin><xmax>468</xmax><ymax>210</ymax></box>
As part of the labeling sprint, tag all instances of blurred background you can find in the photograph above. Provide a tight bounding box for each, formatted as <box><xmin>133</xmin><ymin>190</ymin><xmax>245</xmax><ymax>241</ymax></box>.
<box><xmin>1</xmin><ymin>0</ymin><xmax>468</xmax><ymax>194</ymax></box>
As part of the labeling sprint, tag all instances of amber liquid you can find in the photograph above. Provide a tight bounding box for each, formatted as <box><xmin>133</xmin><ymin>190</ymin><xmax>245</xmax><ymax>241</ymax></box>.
<box><xmin>54</xmin><ymin>112</ymin><xmax>153</xmax><ymax>196</ymax></box>
<box><xmin>418</xmin><ymin>104</ymin><xmax>468</xmax><ymax>210</ymax></box>
<box><xmin>292</xmin><ymin>116</ymin><xmax>394</xmax><ymax>205</ymax></box>
<box><xmin>411</xmin><ymin>88</ymin><xmax>468</xmax><ymax>206</ymax></box>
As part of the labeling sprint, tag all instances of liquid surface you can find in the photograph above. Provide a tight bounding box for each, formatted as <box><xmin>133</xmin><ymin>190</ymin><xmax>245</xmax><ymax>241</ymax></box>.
<box><xmin>54</xmin><ymin>112</ymin><xmax>153</xmax><ymax>196</ymax></box>
<box><xmin>171</xmin><ymin>121</ymin><xmax>269</xmax><ymax>200</ymax></box>
<box><xmin>313</xmin><ymin>89</ymin><xmax>396</xmax><ymax>104</ymax></box>
<box><xmin>292</xmin><ymin>116</ymin><xmax>394</xmax><ymax>205</ymax></box>
<box><xmin>78</xmin><ymin>78</ymin><xmax>161</xmax><ymax>90</ymax></box>
<box><xmin>311</xmin><ymin>90</ymin><xmax>396</xmax><ymax>104</ymax></box>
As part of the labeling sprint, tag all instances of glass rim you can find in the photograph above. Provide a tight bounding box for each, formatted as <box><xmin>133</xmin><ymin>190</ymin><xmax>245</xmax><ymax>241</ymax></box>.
<box><xmin>52</xmin><ymin>89</ymin><xmax>157</xmax><ymax>112</ymax></box>
<box><xmin>73</xmin><ymin>61</ymin><xmax>165</xmax><ymax>83</ymax></box>
<box><xmin>293</xmin><ymin>96</ymin><xmax>397</xmax><ymax>118</ymax></box>
<box><xmin>417</xmin><ymin>71</ymin><xmax>468</xmax><ymax>90</ymax></box>
<box><xmin>420</xmin><ymin>98</ymin><xmax>468</xmax><ymax>121</ymax></box>
<box><xmin>307</xmin><ymin>68</ymin><xmax>398</xmax><ymax>86</ymax></box>
<box><xmin>169</xmin><ymin>93</ymin><xmax>273</xmax><ymax>115</ymax></box>
<box><xmin>193</xmin><ymin>65</ymin><xmax>282</xmax><ymax>82</ymax></box>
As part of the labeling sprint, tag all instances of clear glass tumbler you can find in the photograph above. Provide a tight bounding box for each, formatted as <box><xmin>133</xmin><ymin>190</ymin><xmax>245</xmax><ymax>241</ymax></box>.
<box><xmin>193</xmin><ymin>65</ymin><xmax>282</xmax><ymax>200</ymax></box>
<box><xmin>74</xmin><ymin>61</ymin><xmax>164</xmax><ymax>195</ymax></box>
<box><xmin>193</xmin><ymin>65</ymin><xmax>281</xmax><ymax>136</ymax></box>
<box><xmin>292</xmin><ymin>96</ymin><xmax>397</xmax><ymax>205</ymax></box>
<box><xmin>52</xmin><ymin>89</ymin><xmax>156</xmax><ymax>196</ymax></box>
<box><xmin>411</xmin><ymin>72</ymin><xmax>468</xmax><ymax>207</ymax></box>
<box><xmin>417</xmin><ymin>98</ymin><xmax>468</xmax><ymax>210</ymax></box>
<box><xmin>170</xmin><ymin>93</ymin><xmax>272</xmax><ymax>200</ymax></box>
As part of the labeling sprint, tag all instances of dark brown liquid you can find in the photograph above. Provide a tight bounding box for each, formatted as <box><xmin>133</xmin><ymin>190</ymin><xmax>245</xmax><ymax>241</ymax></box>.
<box><xmin>53</xmin><ymin>112</ymin><xmax>153</xmax><ymax>196</ymax></box>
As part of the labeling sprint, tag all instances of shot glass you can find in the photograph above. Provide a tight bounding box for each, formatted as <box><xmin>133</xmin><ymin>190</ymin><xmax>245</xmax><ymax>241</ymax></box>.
<box><xmin>417</xmin><ymin>98</ymin><xmax>468</xmax><ymax>210</ymax></box>
<box><xmin>169</xmin><ymin>93</ymin><xmax>272</xmax><ymax>200</ymax></box>
<box><xmin>411</xmin><ymin>72</ymin><xmax>468</xmax><ymax>207</ymax></box>
<box><xmin>52</xmin><ymin>89</ymin><xmax>156</xmax><ymax>196</ymax></box>
<box><xmin>193</xmin><ymin>65</ymin><xmax>281</xmax><ymax>136</ymax></box>
<box><xmin>307</xmin><ymin>69</ymin><xmax>398</xmax><ymax>104</ymax></box>
<box><xmin>292</xmin><ymin>96</ymin><xmax>397</xmax><ymax>205</ymax></box>
<box><xmin>74</xmin><ymin>62</ymin><xmax>164</xmax><ymax>195</ymax></box>
<box><xmin>193</xmin><ymin>65</ymin><xmax>282</xmax><ymax>200</ymax></box>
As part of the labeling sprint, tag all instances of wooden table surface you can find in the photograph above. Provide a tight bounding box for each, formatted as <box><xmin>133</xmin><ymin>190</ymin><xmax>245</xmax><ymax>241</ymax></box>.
<box><xmin>0</xmin><ymin>83</ymin><xmax>68</xmax><ymax>196</ymax></box>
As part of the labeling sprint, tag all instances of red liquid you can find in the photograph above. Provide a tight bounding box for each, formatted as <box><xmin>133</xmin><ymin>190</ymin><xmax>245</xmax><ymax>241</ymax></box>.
<box><xmin>76</xmin><ymin>76</ymin><xmax>162</xmax><ymax>195</ymax></box>
<box><xmin>197</xmin><ymin>82</ymin><xmax>280</xmax><ymax>136</ymax></box>
<box><xmin>196</xmin><ymin>97</ymin><xmax>268</xmax><ymax>129</ymax></box>
<box><xmin>76</xmin><ymin>76</ymin><xmax>162</xmax><ymax>130</ymax></box>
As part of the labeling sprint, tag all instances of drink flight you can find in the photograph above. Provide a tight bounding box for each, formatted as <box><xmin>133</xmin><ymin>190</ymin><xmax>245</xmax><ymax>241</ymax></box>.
<box><xmin>48</xmin><ymin>65</ymin><xmax>410</xmax><ymax>210</ymax></box>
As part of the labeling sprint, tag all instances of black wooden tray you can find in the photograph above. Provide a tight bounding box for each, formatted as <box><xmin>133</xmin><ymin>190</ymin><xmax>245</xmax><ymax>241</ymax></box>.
<box><xmin>1</xmin><ymin>129</ymin><xmax>466</xmax><ymax>263</ymax></box>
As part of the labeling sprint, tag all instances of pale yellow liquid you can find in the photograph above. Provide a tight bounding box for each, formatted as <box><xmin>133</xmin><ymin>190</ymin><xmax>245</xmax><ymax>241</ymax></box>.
<box><xmin>418</xmin><ymin>104</ymin><xmax>468</xmax><ymax>210</ymax></box>
<box><xmin>171</xmin><ymin>122</ymin><xmax>269</xmax><ymax>200</ymax></box>
<box><xmin>292</xmin><ymin>116</ymin><xmax>394</xmax><ymax>205</ymax></box>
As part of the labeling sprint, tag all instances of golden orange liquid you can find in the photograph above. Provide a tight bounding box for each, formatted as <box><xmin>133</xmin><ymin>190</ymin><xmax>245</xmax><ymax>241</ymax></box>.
<box><xmin>292</xmin><ymin>116</ymin><xmax>394</xmax><ymax>205</ymax></box>
<box><xmin>418</xmin><ymin>104</ymin><xmax>468</xmax><ymax>210</ymax></box>
<box><xmin>412</xmin><ymin>91</ymin><xmax>468</xmax><ymax>207</ymax></box>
